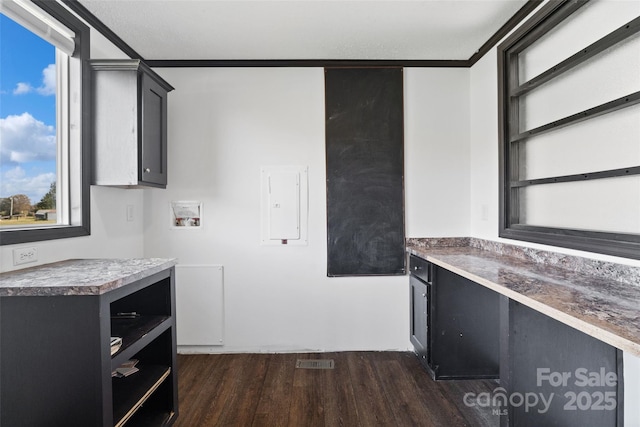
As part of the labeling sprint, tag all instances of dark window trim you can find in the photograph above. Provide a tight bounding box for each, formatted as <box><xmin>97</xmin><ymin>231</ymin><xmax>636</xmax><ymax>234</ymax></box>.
<box><xmin>1</xmin><ymin>1</ymin><xmax>91</xmax><ymax>246</ymax></box>
<box><xmin>498</xmin><ymin>0</ymin><xmax>640</xmax><ymax>260</ymax></box>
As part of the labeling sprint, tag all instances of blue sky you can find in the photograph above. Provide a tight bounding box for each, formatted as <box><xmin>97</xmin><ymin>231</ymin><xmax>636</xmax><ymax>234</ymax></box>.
<box><xmin>1</xmin><ymin>14</ymin><xmax>57</xmax><ymax>205</ymax></box>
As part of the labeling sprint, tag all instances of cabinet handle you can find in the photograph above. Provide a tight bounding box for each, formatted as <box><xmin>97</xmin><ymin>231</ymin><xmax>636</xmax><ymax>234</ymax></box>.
<box><xmin>422</xmin><ymin>293</ymin><xmax>427</xmax><ymax>298</ymax></box>
<box><xmin>144</xmin><ymin>168</ymin><xmax>151</xmax><ymax>173</ymax></box>
<box><xmin>413</xmin><ymin>265</ymin><xmax>421</xmax><ymax>271</ymax></box>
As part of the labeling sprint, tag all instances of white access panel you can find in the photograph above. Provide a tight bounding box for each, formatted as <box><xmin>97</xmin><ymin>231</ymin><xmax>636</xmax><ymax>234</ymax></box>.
<box><xmin>175</xmin><ymin>265</ymin><xmax>224</xmax><ymax>346</ymax></box>
<box><xmin>260</xmin><ymin>166</ymin><xmax>308</xmax><ymax>245</ymax></box>
<box><xmin>269</xmin><ymin>170</ymin><xmax>300</xmax><ymax>239</ymax></box>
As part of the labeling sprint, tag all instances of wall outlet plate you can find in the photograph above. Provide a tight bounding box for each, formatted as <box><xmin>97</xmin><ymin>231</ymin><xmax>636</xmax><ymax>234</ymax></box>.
<box><xmin>13</xmin><ymin>246</ymin><xmax>38</xmax><ymax>266</ymax></box>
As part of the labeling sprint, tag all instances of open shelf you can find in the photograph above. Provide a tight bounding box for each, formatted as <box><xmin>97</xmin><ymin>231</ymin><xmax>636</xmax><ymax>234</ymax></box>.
<box><xmin>111</xmin><ymin>315</ymin><xmax>170</xmax><ymax>363</ymax></box>
<box><xmin>109</xmin><ymin>271</ymin><xmax>177</xmax><ymax>425</ymax></box>
<box><xmin>112</xmin><ymin>365</ymin><xmax>171</xmax><ymax>427</ymax></box>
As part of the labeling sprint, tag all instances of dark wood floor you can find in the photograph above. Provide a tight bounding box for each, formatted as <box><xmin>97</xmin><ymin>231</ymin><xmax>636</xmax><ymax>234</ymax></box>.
<box><xmin>173</xmin><ymin>351</ymin><xmax>500</xmax><ymax>427</ymax></box>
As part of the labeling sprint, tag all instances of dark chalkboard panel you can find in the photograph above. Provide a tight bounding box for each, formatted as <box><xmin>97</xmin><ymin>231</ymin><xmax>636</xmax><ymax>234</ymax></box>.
<box><xmin>325</xmin><ymin>67</ymin><xmax>405</xmax><ymax>276</ymax></box>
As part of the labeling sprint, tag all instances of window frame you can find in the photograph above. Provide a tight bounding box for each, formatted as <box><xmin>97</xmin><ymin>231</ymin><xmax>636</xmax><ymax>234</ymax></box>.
<box><xmin>1</xmin><ymin>0</ymin><xmax>91</xmax><ymax>246</ymax></box>
<box><xmin>498</xmin><ymin>0</ymin><xmax>640</xmax><ymax>260</ymax></box>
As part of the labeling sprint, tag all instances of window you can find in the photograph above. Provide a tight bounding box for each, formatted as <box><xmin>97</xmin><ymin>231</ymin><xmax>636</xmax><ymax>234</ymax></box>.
<box><xmin>0</xmin><ymin>0</ymin><xmax>90</xmax><ymax>245</ymax></box>
<box><xmin>498</xmin><ymin>0</ymin><xmax>640</xmax><ymax>259</ymax></box>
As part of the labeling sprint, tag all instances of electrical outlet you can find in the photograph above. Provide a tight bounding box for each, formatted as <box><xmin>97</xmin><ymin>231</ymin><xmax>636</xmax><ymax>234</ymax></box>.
<box><xmin>13</xmin><ymin>246</ymin><xmax>38</xmax><ymax>266</ymax></box>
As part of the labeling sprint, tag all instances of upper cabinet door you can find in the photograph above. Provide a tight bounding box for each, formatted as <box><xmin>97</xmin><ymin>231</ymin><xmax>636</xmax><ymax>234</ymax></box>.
<box><xmin>140</xmin><ymin>72</ymin><xmax>168</xmax><ymax>187</ymax></box>
<box><xmin>91</xmin><ymin>59</ymin><xmax>174</xmax><ymax>189</ymax></box>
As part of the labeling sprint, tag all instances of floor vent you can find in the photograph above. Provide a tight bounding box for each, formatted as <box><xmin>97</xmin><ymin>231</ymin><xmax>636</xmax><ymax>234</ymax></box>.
<box><xmin>296</xmin><ymin>359</ymin><xmax>335</xmax><ymax>369</ymax></box>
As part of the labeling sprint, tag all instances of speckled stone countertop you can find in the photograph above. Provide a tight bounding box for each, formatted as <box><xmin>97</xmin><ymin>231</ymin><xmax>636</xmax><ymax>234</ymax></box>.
<box><xmin>0</xmin><ymin>258</ymin><xmax>177</xmax><ymax>297</ymax></box>
<box><xmin>407</xmin><ymin>238</ymin><xmax>640</xmax><ymax>357</ymax></box>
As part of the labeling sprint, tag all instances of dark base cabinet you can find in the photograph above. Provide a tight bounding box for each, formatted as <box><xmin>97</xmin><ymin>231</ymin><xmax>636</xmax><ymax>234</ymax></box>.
<box><xmin>409</xmin><ymin>255</ymin><xmax>500</xmax><ymax>380</ymax></box>
<box><xmin>0</xmin><ymin>268</ymin><xmax>178</xmax><ymax>427</ymax></box>
<box><xmin>408</xmin><ymin>252</ymin><xmax>624</xmax><ymax>427</ymax></box>
<box><xmin>501</xmin><ymin>299</ymin><xmax>623</xmax><ymax>427</ymax></box>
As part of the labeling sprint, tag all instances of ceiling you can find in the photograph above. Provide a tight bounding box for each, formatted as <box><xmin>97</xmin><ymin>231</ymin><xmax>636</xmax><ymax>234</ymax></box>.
<box><xmin>76</xmin><ymin>0</ymin><xmax>529</xmax><ymax>61</ymax></box>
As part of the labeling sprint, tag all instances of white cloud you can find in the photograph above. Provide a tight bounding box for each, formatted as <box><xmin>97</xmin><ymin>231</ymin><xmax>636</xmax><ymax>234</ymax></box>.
<box><xmin>0</xmin><ymin>166</ymin><xmax>56</xmax><ymax>203</ymax></box>
<box><xmin>13</xmin><ymin>82</ymin><xmax>33</xmax><ymax>95</ymax></box>
<box><xmin>37</xmin><ymin>64</ymin><xmax>56</xmax><ymax>96</ymax></box>
<box><xmin>4</xmin><ymin>166</ymin><xmax>26</xmax><ymax>180</ymax></box>
<box><xmin>12</xmin><ymin>64</ymin><xmax>56</xmax><ymax>96</ymax></box>
<box><xmin>0</xmin><ymin>112</ymin><xmax>56</xmax><ymax>166</ymax></box>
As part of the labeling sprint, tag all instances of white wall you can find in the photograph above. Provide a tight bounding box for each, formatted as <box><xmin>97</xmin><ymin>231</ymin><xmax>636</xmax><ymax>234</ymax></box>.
<box><xmin>468</xmin><ymin>1</ymin><xmax>640</xmax><ymax>424</ymax></box>
<box><xmin>469</xmin><ymin>47</ymin><xmax>501</xmax><ymax>241</ymax></box>
<box><xmin>0</xmin><ymin>7</ymin><xmax>144</xmax><ymax>273</ymax></box>
<box><xmin>143</xmin><ymin>67</ymin><xmax>470</xmax><ymax>353</ymax></box>
<box><xmin>405</xmin><ymin>68</ymin><xmax>471</xmax><ymax>237</ymax></box>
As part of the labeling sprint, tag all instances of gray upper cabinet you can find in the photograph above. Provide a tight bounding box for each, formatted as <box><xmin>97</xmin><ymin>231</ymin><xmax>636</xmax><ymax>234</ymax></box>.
<box><xmin>91</xmin><ymin>59</ymin><xmax>174</xmax><ymax>188</ymax></box>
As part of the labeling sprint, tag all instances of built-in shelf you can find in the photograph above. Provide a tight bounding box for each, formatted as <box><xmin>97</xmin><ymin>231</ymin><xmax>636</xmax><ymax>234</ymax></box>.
<box><xmin>0</xmin><ymin>259</ymin><xmax>178</xmax><ymax>426</ymax></box>
<box><xmin>111</xmin><ymin>315</ymin><xmax>171</xmax><ymax>366</ymax></box>
<box><xmin>113</xmin><ymin>365</ymin><xmax>171</xmax><ymax>427</ymax></box>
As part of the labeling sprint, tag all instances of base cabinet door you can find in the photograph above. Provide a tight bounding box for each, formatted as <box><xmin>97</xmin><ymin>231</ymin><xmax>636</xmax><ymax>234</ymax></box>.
<box><xmin>430</xmin><ymin>266</ymin><xmax>500</xmax><ymax>379</ymax></box>
<box><xmin>410</xmin><ymin>275</ymin><xmax>429</xmax><ymax>367</ymax></box>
